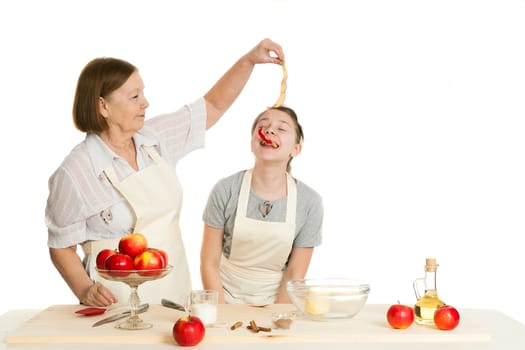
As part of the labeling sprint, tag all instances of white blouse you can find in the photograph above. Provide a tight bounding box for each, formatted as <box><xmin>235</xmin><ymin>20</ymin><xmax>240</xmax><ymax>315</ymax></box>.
<box><xmin>45</xmin><ymin>97</ymin><xmax>206</xmax><ymax>248</ymax></box>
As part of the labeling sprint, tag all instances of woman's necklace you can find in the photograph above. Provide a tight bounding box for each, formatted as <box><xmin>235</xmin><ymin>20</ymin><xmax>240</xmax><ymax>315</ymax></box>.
<box><xmin>259</xmin><ymin>200</ymin><xmax>273</xmax><ymax>218</ymax></box>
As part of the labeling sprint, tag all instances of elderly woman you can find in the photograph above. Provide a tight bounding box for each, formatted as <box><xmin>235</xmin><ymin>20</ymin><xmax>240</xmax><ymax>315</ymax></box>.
<box><xmin>46</xmin><ymin>39</ymin><xmax>285</xmax><ymax>307</ymax></box>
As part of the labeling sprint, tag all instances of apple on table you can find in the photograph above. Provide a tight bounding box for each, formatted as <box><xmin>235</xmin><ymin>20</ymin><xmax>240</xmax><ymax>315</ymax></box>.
<box><xmin>173</xmin><ymin>315</ymin><xmax>205</xmax><ymax>346</ymax></box>
<box><xmin>434</xmin><ymin>305</ymin><xmax>460</xmax><ymax>330</ymax></box>
<box><xmin>386</xmin><ymin>303</ymin><xmax>415</xmax><ymax>329</ymax></box>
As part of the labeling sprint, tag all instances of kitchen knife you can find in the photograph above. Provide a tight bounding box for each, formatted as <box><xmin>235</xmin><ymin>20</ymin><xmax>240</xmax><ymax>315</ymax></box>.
<box><xmin>161</xmin><ymin>298</ymin><xmax>186</xmax><ymax>312</ymax></box>
<box><xmin>92</xmin><ymin>303</ymin><xmax>149</xmax><ymax>327</ymax></box>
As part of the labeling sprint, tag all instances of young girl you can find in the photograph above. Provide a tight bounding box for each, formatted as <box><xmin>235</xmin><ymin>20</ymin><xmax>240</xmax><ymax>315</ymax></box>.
<box><xmin>200</xmin><ymin>106</ymin><xmax>323</xmax><ymax>304</ymax></box>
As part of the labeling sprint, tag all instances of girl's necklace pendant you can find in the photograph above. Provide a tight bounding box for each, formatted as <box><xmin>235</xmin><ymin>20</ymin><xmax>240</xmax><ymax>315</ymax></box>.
<box><xmin>259</xmin><ymin>200</ymin><xmax>273</xmax><ymax>218</ymax></box>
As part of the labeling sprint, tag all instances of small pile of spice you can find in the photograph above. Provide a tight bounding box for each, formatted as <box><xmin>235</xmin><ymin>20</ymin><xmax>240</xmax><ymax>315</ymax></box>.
<box><xmin>273</xmin><ymin>317</ymin><xmax>293</xmax><ymax>329</ymax></box>
<box><xmin>271</xmin><ymin>312</ymin><xmax>295</xmax><ymax>329</ymax></box>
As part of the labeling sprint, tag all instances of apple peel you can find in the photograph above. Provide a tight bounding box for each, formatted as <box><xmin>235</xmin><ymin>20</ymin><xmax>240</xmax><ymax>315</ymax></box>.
<box><xmin>75</xmin><ymin>307</ymin><xmax>107</xmax><ymax>316</ymax></box>
<box><xmin>272</xmin><ymin>63</ymin><xmax>287</xmax><ymax>108</ymax></box>
<box><xmin>257</xmin><ymin>127</ymin><xmax>278</xmax><ymax>148</ymax></box>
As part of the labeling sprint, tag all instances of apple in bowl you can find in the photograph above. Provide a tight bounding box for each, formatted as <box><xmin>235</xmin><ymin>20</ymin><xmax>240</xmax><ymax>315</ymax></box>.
<box><xmin>118</xmin><ymin>232</ymin><xmax>148</xmax><ymax>258</ymax></box>
<box><xmin>96</xmin><ymin>249</ymin><xmax>117</xmax><ymax>270</ymax></box>
<box><xmin>146</xmin><ymin>247</ymin><xmax>168</xmax><ymax>266</ymax></box>
<box><xmin>104</xmin><ymin>253</ymin><xmax>134</xmax><ymax>277</ymax></box>
<box><xmin>95</xmin><ymin>233</ymin><xmax>170</xmax><ymax>278</ymax></box>
<box><xmin>134</xmin><ymin>250</ymin><xmax>165</xmax><ymax>276</ymax></box>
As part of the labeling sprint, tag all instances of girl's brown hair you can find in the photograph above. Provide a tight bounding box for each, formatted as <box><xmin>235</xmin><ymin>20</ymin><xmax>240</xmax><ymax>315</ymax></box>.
<box><xmin>251</xmin><ymin>105</ymin><xmax>304</xmax><ymax>173</ymax></box>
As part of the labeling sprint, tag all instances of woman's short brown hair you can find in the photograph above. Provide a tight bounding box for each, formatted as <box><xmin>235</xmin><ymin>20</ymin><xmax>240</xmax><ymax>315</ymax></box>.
<box><xmin>72</xmin><ymin>57</ymin><xmax>137</xmax><ymax>133</ymax></box>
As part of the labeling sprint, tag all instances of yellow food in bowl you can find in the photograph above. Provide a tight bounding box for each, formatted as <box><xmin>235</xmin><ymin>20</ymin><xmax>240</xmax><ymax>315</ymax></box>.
<box><xmin>305</xmin><ymin>290</ymin><xmax>331</xmax><ymax>315</ymax></box>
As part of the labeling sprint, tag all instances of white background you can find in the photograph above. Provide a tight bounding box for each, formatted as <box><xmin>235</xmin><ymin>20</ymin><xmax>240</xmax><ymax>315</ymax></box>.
<box><xmin>1</xmin><ymin>0</ymin><xmax>524</xmax><ymax>326</ymax></box>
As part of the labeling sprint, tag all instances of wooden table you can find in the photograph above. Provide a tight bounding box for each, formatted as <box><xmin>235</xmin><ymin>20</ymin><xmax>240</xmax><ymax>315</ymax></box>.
<box><xmin>2</xmin><ymin>304</ymin><xmax>525</xmax><ymax>349</ymax></box>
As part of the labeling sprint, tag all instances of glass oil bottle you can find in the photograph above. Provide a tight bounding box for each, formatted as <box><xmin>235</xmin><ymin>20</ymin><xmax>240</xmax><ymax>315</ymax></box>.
<box><xmin>413</xmin><ymin>258</ymin><xmax>445</xmax><ymax>325</ymax></box>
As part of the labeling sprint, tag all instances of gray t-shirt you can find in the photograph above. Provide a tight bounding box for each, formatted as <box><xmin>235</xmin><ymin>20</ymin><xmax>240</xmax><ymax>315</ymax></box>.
<box><xmin>203</xmin><ymin>170</ymin><xmax>323</xmax><ymax>258</ymax></box>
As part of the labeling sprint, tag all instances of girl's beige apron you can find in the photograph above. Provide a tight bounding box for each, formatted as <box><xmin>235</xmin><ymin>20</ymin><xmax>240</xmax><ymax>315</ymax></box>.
<box><xmin>220</xmin><ymin>169</ymin><xmax>296</xmax><ymax>305</ymax></box>
<box><xmin>82</xmin><ymin>146</ymin><xmax>191</xmax><ymax>305</ymax></box>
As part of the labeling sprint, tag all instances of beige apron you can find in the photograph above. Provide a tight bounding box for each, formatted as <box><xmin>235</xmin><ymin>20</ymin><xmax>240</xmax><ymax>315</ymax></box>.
<box><xmin>220</xmin><ymin>169</ymin><xmax>296</xmax><ymax>305</ymax></box>
<box><xmin>82</xmin><ymin>146</ymin><xmax>191</xmax><ymax>306</ymax></box>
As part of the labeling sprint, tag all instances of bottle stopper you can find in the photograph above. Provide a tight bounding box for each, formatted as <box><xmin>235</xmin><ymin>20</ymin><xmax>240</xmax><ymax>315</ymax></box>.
<box><xmin>425</xmin><ymin>258</ymin><xmax>438</xmax><ymax>272</ymax></box>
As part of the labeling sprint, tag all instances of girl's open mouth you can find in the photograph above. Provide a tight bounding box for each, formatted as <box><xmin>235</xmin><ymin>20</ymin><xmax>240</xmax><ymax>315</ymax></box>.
<box><xmin>257</xmin><ymin>127</ymin><xmax>279</xmax><ymax>148</ymax></box>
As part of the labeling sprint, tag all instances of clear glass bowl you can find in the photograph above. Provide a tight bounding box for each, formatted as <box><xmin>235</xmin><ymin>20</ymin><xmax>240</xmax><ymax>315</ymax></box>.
<box><xmin>286</xmin><ymin>278</ymin><xmax>370</xmax><ymax>321</ymax></box>
<box><xmin>97</xmin><ymin>265</ymin><xmax>172</xmax><ymax>286</ymax></box>
<box><xmin>96</xmin><ymin>265</ymin><xmax>172</xmax><ymax>330</ymax></box>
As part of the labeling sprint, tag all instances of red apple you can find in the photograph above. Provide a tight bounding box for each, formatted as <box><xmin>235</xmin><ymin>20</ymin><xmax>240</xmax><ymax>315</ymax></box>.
<box><xmin>118</xmin><ymin>232</ymin><xmax>148</xmax><ymax>258</ymax></box>
<box><xmin>104</xmin><ymin>253</ymin><xmax>133</xmax><ymax>276</ymax></box>
<box><xmin>172</xmin><ymin>315</ymin><xmax>205</xmax><ymax>346</ymax></box>
<box><xmin>147</xmin><ymin>247</ymin><xmax>168</xmax><ymax>267</ymax></box>
<box><xmin>386</xmin><ymin>303</ymin><xmax>414</xmax><ymax>329</ymax></box>
<box><xmin>134</xmin><ymin>250</ymin><xmax>164</xmax><ymax>275</ymax></box>
<box><xmin>434</xmin><ymin>305</ymin><xmax>460</xmax><ymax>330</ymax></box>
<box><xmin>96</xmin><ymin>249</ymin><xmax>117</xmax><ymax>269</ymax></box>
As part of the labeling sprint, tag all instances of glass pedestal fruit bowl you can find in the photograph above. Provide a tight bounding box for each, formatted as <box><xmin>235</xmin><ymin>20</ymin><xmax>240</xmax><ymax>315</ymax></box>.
<box><xmin>96</xmin><ymin>265</ymin><xmax>172</xmax><ymax>330</ymax></box>
<box><xmin>287</xmin><ymin>278</ymin><xmax>370</xmax><ymax>321</ymax></box>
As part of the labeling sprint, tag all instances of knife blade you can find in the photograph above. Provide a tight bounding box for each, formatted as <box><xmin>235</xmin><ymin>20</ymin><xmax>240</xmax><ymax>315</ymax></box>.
<box><xmin>161</xmin><ymin>298</ymin><xmax>186</xmax><ymax>312</ymax></box>
<box><xmin>92</xmin><ymin>303</ymin><xmax>149</xmax><ymax>327</ymax></box>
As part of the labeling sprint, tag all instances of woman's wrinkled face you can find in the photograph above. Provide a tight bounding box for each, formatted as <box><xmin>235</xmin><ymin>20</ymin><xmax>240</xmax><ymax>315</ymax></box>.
<box><xmin>252</xmin><ymin>109</ymin><xmax>301</xmax><ymax>161</ymax></box>
<box><xmin>98</xmin><ymin>71</ymin><xmax>149</xmax><ymax>135</ymax></box>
